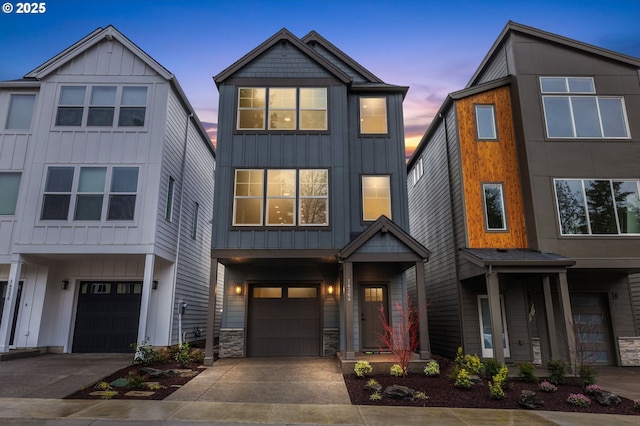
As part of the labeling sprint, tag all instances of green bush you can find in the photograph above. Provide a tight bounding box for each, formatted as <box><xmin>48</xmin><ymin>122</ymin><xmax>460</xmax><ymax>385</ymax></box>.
<box><xmin>131</xmin><ymin>339</ymin><xmax>154</xmax><ymax>365</ymax></box>
<box><xmin>369</xmin><ymin>391</ymin><xmax>382</xmax><ymax>401</ymax></box>
<box><xmin>482</xmin><ymin>358</ymin><xmax>502</xmax><ymax>379</ymax></box>
<box><xmin>126</xmin><ymin>371</ymin><xmax>146</xmax><ymax>390</ymax></box>
<box><xmin>454</xmin><ymin>347</ymin><xmax>482</xmax><ymax>375</ymax></box>
<box><xmin>518</xmin><ymin>362</ymin><xmax>538</xmax><ymax>383</ymax></box>
<box><xmin>578</xmin><ymin>364</ymin><xmax>598</xmax><ymax>386</ymax></box>
<box><xmin>172</xmin><ymin>343</ymin><xmax>192</xmax><ymax>366</ymax></box>
<box><xmin>488</xmin><ymin>365</ymin><xmax>509</xmax><ymax>399</ymax></box>
<box><xmin>354</xmin><ymin>360</ymin><xmax>373</xmax><ymax>377</ymax></box>
<box><xmin>390</xmin><ymin>364</ymin><xmax>405</xmax><ymax>377</ymax></box>
<box><xmin>454</xmin><ymin>368</ymin><xmax>474</xmax><ymax>388</ymax></box>
<box><xmin>547</xmin><ymin>358</ymin><xmax>568</xmax><ymax>385</ymax></box>
<box><xmin>423</xmin><ymin>360</ymin><xmax>440</xmax><ymax>376</ymax></box>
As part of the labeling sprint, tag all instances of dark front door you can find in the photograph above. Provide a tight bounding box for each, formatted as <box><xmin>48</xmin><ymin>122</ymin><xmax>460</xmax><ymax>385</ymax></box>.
<box><xmin>1</xmin><ymin>281</ymin><xmax>23</xmax><ymax>346</ymax></box>
<box><xmin>571</xmin><ymin>293</ymin><xmax>613</xmax><ymax>365</ymax></box>
<box><xmin>247</xmin><ymin>284</ymin><xmax>320</xmax><ymax>357</ymax></box>
<box><xmin>360</xmin><ymin>283</ymin><xmax>388</xmax><ymax>350</ymax></box>
<box><xmin>73</xmin><ymin>281</ymin><xmax>142</xmax><ymax>353</ymax></box>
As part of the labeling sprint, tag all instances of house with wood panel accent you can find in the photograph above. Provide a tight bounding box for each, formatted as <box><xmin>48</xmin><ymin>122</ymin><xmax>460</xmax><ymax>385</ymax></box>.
<box><xmin>205</xmin><ymin>29</ymin><xmax>430</xmax><ymax>363</ymax></box>
<box><xmin>407</xmin><ymin>21</ymin><xmax>640</xmax><ymax>367</ymax></box>
<box><xmin>0</xmin><ymin>26</ymin><xmax>215</xmax><ymax>354</ymax></box>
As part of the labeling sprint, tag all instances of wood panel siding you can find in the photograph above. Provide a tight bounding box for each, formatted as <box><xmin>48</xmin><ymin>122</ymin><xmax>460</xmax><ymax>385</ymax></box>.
<box><xmin>457</xmin><ymin>86</ymin><xmax>527</xmax><ymax>249</ymax></box>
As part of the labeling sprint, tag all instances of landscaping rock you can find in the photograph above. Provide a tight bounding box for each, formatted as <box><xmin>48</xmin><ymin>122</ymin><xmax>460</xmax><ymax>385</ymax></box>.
<box><xmin>469</xmin><ymin>375</ymin><xmax>483</xmax><ymax>384</ymax></box>
<box><xmin>365</xmin><ymin>382</ymin><xmax>382</xmax><ymax>393</ymax></box>
<box><xmin>519</xmin><ymin>390</ymin><xmax>544</xmax><ymax>409</ymax></box>
<box><xmin>594</xmin><ymin>390</ymin><xmax>621</xmax><ymax>407</ymax></box>
<box><xmin>140</xmin><ymin>367</ymin><xmax>166</xmax><ymax>378</ymax></box>
<box><xmin>384</xmin><ymin>384</ymin><xmax>415</xmax><ymax>400</ymax></box>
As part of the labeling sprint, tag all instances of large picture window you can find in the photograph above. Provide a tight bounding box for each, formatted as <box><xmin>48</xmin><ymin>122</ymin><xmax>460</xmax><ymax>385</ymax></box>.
<box><xmin>483</xmin><ymin>183</ymin><xmax>507</xmax><ymax>231</ymax></box>
<box><xmin>237</xmin><ymin>87</ymin><xmax>327</xmax><ymax>131</ymax></box>
<box><xmin>362</xmin><ymin>175</ymin><xmax>391</xmax><ymax>221</ymax></box>
<box><xmin>233</xmin><ymin>169</ymin><xmax>329</xmax><ymax>226</ymax></box>
<box><xmin>359</xmin><ymin>97</ymin><xmax>387</xmax><ymax>134</ymax></box>
<box><xmin>554</xmin><ymin>179</ymin><xmax>640</xmax><ymax>235</ymax></box>
<box><xmin>540</xmin><ymin>77</ymin><xmax>629</xmax><ymax>139</ymax></box>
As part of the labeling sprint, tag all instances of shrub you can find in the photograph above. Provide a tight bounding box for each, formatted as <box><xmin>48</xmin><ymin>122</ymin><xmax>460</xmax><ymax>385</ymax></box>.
<box><xmin>567</xmin><ymin>393</ymin><xmax>591</xmax><ymax>407</ymax></box>
<box><xmin>369</xmin><ymin>391</ymin><xmax>382</xmax><ymax>401</ymax></box>
<box><xmin>423</xmin><ymin>360</ymin><xmax>440</xmax><ymax>376</ymax></box>
<box><xmin>101</xmin><ymin>390</ymin><xmax>118</xmax><ymax>400</ymax></box>
<box><xmin>585</xmin><ymin>384</ymin><xmax>603</xmax><ymax>395</ymax></box>
<box><xmin>366</xmin><ymin>378</ymin><xmax>379</xmax><ymax>388</ymax></box>
<box><xmin>131</xmin><ymin>339</ymin><xmax>154</xmax><ymax>365</ymax></box>
<box><xmin>518</xmin><ymin>362</ymin><xmax>537</xmax><ymax>383</ymax></box>
<box><xmin>578</xmin><ymin>364</ymin><xmax>598</xmax><ymax>386</ymax></box>
<box><xmin>539</xmin><ymin>380</ymin><xmax>557</xmax><ymax>393</ymax></box>
<box><xmin>488</xmin><ymin>365</ymin><xmax>509</xmax><ymax>399</ymax></box>
<box><xmin>190</xmin><ymin>348</ymin><xmax>205</xmax><ymax>364</ymax></box>
<box><xmin>390</xmin><ymin>364</ymin><xmax>405</xmax><ymax>377</ymax></box>
<box><xmin>354</xmin><ymin>360</ymin><xmax>373</xmax><ymax>378</ymax></box>
<box><xmin>153</xmin><ymin>347</ymin><xmax>172</xmax><ymax>364</ymax></box>
<box><xmin>454</xmin><ymin>347</ymin><xmax>483</xmax><ymax>375</ymax></box>
<box><xmin>547</xmin><ymin>358</ymin><xmax>567</xmax><ymax>385</ymax></box>
<box><xmin>633</xmin><ymin>400</ymin><xmax>640</xmax><ymax>410</ymax></box>
<box><xmin>414</xmin><ymin>391</ymin><xmax>429</xmax><ymax>400</ymax></box>
<box><xmin>126</xmin><ymin>371</ymin><xmax>147</xmax><ymax>390</ymax></box>
<box><xmin>482</xmin><ymin>358</ymin><xmax>502</xmax><ymax>379</ymax></box>
<box><xmin>94</xmin><ymin>381</ymin><xmax>113</xmax><ymax>391</ymax></box>
<box><xmin>454</xmin><ymin>368</ymin><xmax>474</xmax><ymax>389</ymax></box>
<box><xmin>147</xmin><ymin>383</ymin><xmax>166</xmax><ymax>391</ymax></box>
<box><xmin>172</xmin><ymin>343</ymin><xmax>192</xmax><ymax>366</ymax></box>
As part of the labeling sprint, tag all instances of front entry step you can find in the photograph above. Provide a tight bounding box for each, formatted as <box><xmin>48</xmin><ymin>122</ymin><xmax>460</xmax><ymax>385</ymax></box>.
<box><xmin>0</xmin><ymin>348</ymin><xmax>45</xmax><ymax>362</ymax></box>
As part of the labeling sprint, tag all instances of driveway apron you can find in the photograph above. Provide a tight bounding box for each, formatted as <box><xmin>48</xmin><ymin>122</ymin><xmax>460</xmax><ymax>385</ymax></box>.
<box><xmin>167</xmin><ymin>357</ymin><xmax>352</xmax><ymax>404</ymax></box>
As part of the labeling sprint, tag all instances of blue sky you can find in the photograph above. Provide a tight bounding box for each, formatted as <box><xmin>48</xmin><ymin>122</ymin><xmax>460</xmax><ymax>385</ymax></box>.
<box><xmin>2</xmin><ymin>0</ymin><xmax>639</xmax><ymax>154</ymax></box>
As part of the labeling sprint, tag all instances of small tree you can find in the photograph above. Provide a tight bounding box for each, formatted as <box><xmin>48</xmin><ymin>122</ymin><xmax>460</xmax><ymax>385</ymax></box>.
<box><xmin>378</xmin><ymin>298</ymin><xmax>420</xmax><ymax>378</ymax></box>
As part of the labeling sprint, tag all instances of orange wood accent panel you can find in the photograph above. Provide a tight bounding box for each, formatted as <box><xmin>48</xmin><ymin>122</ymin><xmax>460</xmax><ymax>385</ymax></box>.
<box><xmin>456</xmin><ymin>86</ymin><xmax>527</xmax><ymax>248</ymax></box>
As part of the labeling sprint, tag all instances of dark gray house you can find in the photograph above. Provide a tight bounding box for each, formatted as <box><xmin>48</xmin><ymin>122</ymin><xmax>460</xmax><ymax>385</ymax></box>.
<box><xmin>205</xmin><ymin>29</ymin><xmax>430</xmax><ymax>361</ymax></box>
<box><xmin>407</xmin><ymin>22</ymin><xmax>640</xmax><ymax>367</ymax></box>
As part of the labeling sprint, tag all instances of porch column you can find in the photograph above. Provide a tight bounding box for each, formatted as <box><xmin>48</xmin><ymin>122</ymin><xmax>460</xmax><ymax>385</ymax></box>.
<box><xmin>415</xmin><ymin>261</ymin><xmax>431</xmax><ymax>359</ymax></box>
<box><xmin>343</xmin><ymin>261</ymin><xmax>355</xmax><ymax>359</ymax></box>
<box><xmin>557</xmin><ymin>271</ymin><xmax>576</xmax><ymax>368</ymax></box>
<box><xmin>0</xmin><ymin>260</ymin><xmax>23</xmax><ymax>353</ymax></box>
<box><xmin>486</xmin><ymin>269</ymin><xmax>504</xmax><ymax>363</ymax></box>
<box><xmin>137</xmin><ymin>254</ymin><xmax>155</xmax><ymax>343</ymax></box>
<box><xmin>542</xmin><ymin>274</ymin><xmax>559</xmax><ymax>359</ymax></box>
<box><xmin>204</xmin><ymin>259</ymin><xmax>219</xmax><ymax>365</ymax></box>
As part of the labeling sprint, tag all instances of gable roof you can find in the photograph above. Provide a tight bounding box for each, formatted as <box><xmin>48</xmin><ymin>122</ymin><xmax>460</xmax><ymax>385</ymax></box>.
<box><xmin>468</xmin><ymin>21</ymin><xmax>640</xmax><ymax>87</ymax></box>
<box><xmin>338</xmin><ymin>215</ymin><xmax>430</xmax><ymax>262</ymax></box>
<box><xmin>214</xmin><ymin>28</ymin><xmax>352</xmax><ymax>85</ymax></box>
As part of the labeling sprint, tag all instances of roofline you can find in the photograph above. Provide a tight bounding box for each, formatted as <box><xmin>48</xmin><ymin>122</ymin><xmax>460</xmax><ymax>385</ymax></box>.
<box><xmin>351</xmin><ymin>84</ymin><xmax>409</xmax><ymax>97</ymax></box>
<box><xmin>214</xmin><ymin>28</ymin><xmax>352</xmax><ymax>85</ymax></box>
<box><xmin>170</xmin><ymin>76</ymin><xmax>215</xmax><ymax>157</ymax></box>
<box><xmin>467</xmin><ymin>21</ymin><xmax>640</xmax><ymax>87</ymax></box>
<box><xmin>0</xmin><ymin>80</ymin><xmax>41</xmax><ymax>88</ymax></box>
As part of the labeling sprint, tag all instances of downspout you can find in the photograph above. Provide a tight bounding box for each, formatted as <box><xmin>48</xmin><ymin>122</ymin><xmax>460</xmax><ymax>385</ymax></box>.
<box><xmin>169</xmin><ymin>112</ymin><xmax>193</xmax><ymax>346</ymax></box>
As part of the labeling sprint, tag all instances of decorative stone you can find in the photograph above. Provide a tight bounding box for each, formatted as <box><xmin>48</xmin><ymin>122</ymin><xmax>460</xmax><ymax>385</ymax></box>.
<box><xmin>383</xmin><ymin>384</ymin><xmax>415</xmax><ymax>400</ymax></box>
<box><xmin>139</xmin><ymin>367</ymin><xmax>196</xmax><ymax>378</ymax></box>
<box><xmin>109</xmin><ymin>378</ymin><xmax>130</xmax><ymax>388</ymax></box>
<box><xmin>140</xmin><ymin>367</ymin><xmax>165</xmax><ymax>378</ymax></box>
<box><xmin>469</xmin><ymin>375</ymin><xmax>483</xmax><ymax>384</ymax></box>
<box><xmin>365</xmin><ymin>382</ymin><xmax>382</xmax><ymax>393</ymax></box>
<box><xmin>518</xmin><ymin>390</ymin><xmax>544</xmax><ymax>409</ymax></box>
<box><xmin>124</xmin><ymin>391</ymin><xmax>155</xmax><ymax>397</ymax></box>
<box><xmin>594</xmin><ymin>390</ymin><xmax>621</xmax><ymax>407</ymax></box>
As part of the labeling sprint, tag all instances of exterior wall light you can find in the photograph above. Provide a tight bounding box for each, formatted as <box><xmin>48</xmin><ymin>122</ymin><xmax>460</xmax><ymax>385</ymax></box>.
<box><xmin>152</xmin><ymin>280</ymin><xmax>159</xmax><ymax>290</ymax></box>
<box><xmin>235</xmin><ymin>284</ymin><xmax>243</xmax><ymax>295</ymax></box>
<box><xmin>327</xmin><ymin>285</ymin><xmax>334</xmax><ymax>295</ymax></box>
<box><xmin>61</xmin><ymin>280</ymin><xmax>69</xmax><ymax>290</ymax></box>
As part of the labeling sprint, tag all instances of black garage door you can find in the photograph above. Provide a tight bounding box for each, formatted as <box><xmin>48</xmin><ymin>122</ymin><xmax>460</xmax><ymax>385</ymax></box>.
<box><xmin>247</xmin><ymin>284</ymin><xmax>320</xmax><ymax>357</ymax></box>
<box><xmin>72</xmin><ymin>281</ymin><xmax>142</xmax><ymax>353</ymax></box>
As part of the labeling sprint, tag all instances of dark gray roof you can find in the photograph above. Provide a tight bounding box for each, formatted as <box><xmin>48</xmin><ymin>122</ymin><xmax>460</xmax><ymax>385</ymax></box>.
<box><xmin>460</xmin><ymin>248</ymin><xmax>575</xmax><ymax>267</ymax></box>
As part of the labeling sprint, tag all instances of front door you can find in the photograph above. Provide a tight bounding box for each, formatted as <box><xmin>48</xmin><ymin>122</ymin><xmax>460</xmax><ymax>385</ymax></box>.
<box><xmin>1</xmin><ymin>281</ymin><xmax>23</xmax><ymax>347</ymax></box>
<box><xmin>571</xmin><ymin>293</ymin><xmax>613</xmax><ymax>365</ymax></box>
<box><xmin>360</xmin><ymin>283</ymin><xmax>388</xmax><ymax>350</ymax></box>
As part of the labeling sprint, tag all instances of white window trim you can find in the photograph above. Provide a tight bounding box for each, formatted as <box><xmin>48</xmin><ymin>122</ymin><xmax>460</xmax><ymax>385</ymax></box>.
<box><xmin>478</xmin><ymin>295</ymin><xmax>511</xmax><ymax>359</ymax></box>
<box><xmin>5</xmin><ymin>93</ymin><xmax>37</xmax><ymax>131</ymax></box>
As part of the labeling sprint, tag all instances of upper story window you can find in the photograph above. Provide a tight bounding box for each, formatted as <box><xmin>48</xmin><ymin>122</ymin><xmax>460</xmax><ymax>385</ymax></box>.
<box><xmin>5</xmin><ymin>94</ymin><xmax>36</xmax><ymax>130</ymax></box>
<box><xmin>0</xmin><ymin>172</ymin><xmax>21</xmax><ymax>215</ymax></box>
<box><xmin>55</xmin><ymin>85</ymin><xmax>147</xmax><ymax>128</ymax></box>
<box><xmin>540</xmin><ymin>77</ymin><xmax>629</xmax><ymax>139</ymax></box>
<box><xmin>362</xmin><ymin>175</ymin><xmax>391</xmax><ymax>221</ymax></box>
<box><xmin>41</xmin><ymin>166</ymin><xmax>139</xmax><ymax>221</ymax></box>
<box><xmin>233</xmin><ymin>168</ymin><xmax>329</xmax><ymax>226</ymax></box>
<box><xmin>412</xmin><ymin>157</ymin><xmax>424</xmax><ymax>186</ymax></box>
<box><xmin>483</xmin><ymin>183</ymin><xmax>507</xmax><ymax>231</ymax></box>
<box><xmin>554</xmin><ymin>178</ymin><xmax>640</xmax><ymax>235</ymax></box>
<box><xmin>475</xmin><ymin>104</ymin><xmax>497</xmax><ymax>140</ymax></box>
<box><xmin>237</xmin><ymin>87</ymin><xmax>327</xmax><ymax>131</ymax></box>
<box><xmin>359</xmin><ymin>97</ymin><xmax>387</xmax><ymax>134</ymax></box>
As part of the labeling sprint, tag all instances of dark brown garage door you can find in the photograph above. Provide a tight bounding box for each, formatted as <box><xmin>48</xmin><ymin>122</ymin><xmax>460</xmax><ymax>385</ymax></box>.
<box><xmin>72</xmin><ymin>281</ymin><xmax>142</xmax><ymax>353</ymax></box>
<box><xmin>247</xmin><ymin>284</ymin><xmax>320</xmax><ymax>357</ymax></box>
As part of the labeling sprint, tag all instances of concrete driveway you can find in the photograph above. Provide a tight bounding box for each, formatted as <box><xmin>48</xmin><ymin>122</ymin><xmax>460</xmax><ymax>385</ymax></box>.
<box><xmin>0</xmin><ymin>353</ymin><xmax>132</xmax><ymax>398</ymax></box>
<box><xmin>166</xmin><ymin>357</ymin><xmax>352</xmax><ymax>404</ymax></box>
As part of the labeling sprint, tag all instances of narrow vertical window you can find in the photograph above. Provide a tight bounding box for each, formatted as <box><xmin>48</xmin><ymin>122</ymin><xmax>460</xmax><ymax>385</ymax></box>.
<box><xmin>107</xmin><ymin>167</ymin><xmax>138</xmax><ymax>220</ymax></box>
<box><xmin>166</xmin><ymin>176</ymin><xmax>175</xmax><ymax>221</ymax></box>
<box><xmin>299</xmin><ymin>169</ymin><xmax>328</xmax><ymax>225</ymax></box>
<box><xmin>483</xmin><ymin>183</ymin><xmax>507</xmax><ymax>230</ymax></box>
<box><xmin>87</xmin><ymin>86</ymin><xmax>116</xmax><ymax>126</ymax></box>
<box><xmin>237</xmin><ymin>88</ymin><xmax>266</xmax><ymax>130</ymax></box>
<box><xmin>478</xmin><ymin>295</ymin><xmax>511</xmax><ymax>358</ymax></box>
<box><xmin>6</xmin><ymin>94</ymin><xmax>35</xmax><ymax>129</ymax></box>
<box><xmin>118</xmin><ymin>86</ymin><xmax>147</xmax><ymax>126</ymax></box>
<box><xmin>41</xmin><ymin>167</ymin><xmax>74</xmax><ymax>220</ymax></box>
<box><xmin>299</xmin><ymin>88</ymin><xmax>327</xmax><ymax>130</ymax></box>
<box><xmin>192</xmin><ymin>202</ymin><xmax>199</xmax><ymax>239</ymax></box>
<box><xmin>266</xmin><ymin>169</ymin><xmax>296</xmax><ymax>225</ymax></box>
<box><xmin>475</xmin><ymin>104</ymin><xmax>497</xmax><ymax>140</ymax></box>
<box><xmin>56</xmin><ymin>86</ymin><xmax>86</xmax><ymax>126</ymax></box>
<box><xmin>0</xmin><ymin>172</ymin><xmax>21</xmax><ymax>215</ymax></box>
<box><xmin>233</xmin><ymin>169</ymin><xmax>264</xmax><ymax>225</ymax></box>
<box><xmin>74</xmin><ymin>167</ymin><xmax>106</xmax><ymax>220</ymax></box>
<box><xmin>362</xmin><ymin>175</ymin><xmax>391</xmax><ymax>221</ymax></box>
<box><xmin>360</xmin><ymin>97</ymin><xmax>387</xmax><ymax>134</ymax></box>
<box><xmin>268</xmin><ymin>88</ymin><xmax>296</xmax><ymax>130</ymax></box>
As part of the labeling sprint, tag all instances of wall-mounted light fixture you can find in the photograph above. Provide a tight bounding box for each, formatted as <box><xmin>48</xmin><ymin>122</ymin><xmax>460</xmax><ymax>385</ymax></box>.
<box><xmin>152</xmin><ymin>280</ymin><xmax>159</xmax><ymax>290</ymax></box>
<box><xmin>327</xmin><ymin>285</ymin><xmax>334</xmax><ymax>295</ymax></box>
<box><xmin>235</xmin><ymin>283</ymin><xmax>243</xmax><ymax>296</ymax></box>
<box><xmin>61</xmin><ymin>280</ymin><xmax>69</xmax><ymax>290</ymax></box>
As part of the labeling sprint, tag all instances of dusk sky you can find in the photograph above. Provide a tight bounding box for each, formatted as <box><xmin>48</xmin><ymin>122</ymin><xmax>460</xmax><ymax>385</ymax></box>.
<box><xmin>2</xmin><ymin>0</ymin><xmax>639</xmax><ymax>157</ymax></box>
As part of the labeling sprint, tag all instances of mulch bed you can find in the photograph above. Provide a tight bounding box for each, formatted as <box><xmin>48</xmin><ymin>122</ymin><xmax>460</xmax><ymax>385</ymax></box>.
<box><xmin>64</xmin><ymin>361</ymin><xmax>204</xmax><ymax>401</ymax></box>
<box><xmin>343</xmin><ymin>356</ymin><xmax>640</xmax><ymax>415</ymax></box>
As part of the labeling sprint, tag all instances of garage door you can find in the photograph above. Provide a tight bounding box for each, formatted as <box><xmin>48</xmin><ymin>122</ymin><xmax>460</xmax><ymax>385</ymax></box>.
<box><xmin>247</xmin><ymin>284</ymin><xmax>320</xmax><ymax>357</ymax></box>
<box><xmin>72</xmin><ymin>281</ymin><xmax>142</xmax><ymax>353</ymax></box>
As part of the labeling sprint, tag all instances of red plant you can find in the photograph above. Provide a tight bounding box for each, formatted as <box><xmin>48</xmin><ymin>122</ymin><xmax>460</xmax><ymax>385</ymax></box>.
<box><xmin>377</xmin><ymin>298</ymin><xmax>420</xmax><ymax>377</ymax></box>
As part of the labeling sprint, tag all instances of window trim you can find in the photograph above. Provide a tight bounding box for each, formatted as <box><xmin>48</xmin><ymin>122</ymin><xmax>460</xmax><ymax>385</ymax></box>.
<box><xmin>482</xmin><ymin>182</ymin><xmax>508</xmax><ymax>232</ymax></box>
<box><xmin>362</xmin><ymin>175</ymin><xmax>392</xmax><ymax>222</ymax></box>
<box><xmin>474</xmin><ymin>104</ymin><xmax>498</xmax><ymax>140</ymax></box>
<box><xmin>412</xmin><ymin>158</ymin><xmax>424</xmax><ymax>186</ymax></box>
<box><xmin>359</xmin><ymin>96</ymin><xmax>388</xmax><ymax>135</ymax></box>
<box><xmin>192</xmin><ymin>201</ymin><xmax>200</xmax><ymax>239</ymax></box>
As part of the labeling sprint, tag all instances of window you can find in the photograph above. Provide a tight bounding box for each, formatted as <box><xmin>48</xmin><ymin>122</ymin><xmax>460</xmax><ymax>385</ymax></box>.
<box><xmin>0</xmin><ymin>172</ymin><xmax>21</xmax><ymax>215</ymax></box>
<box><xmin>540</xmin><ymin>77</ymin><xmax>629</xmax><ymax>138</ymax></box>
<box><xmin>6</xmin><ymin>94</ymin><xmax>35</xmax><ymax>129</ymax></box>
<box><xmin>412</xmin><ymin>158</ymin><xmax>424</xmax><ymax>186</ymax></box>
<box><xmin>362</xmin><ymin>175</ymin><xmax>391</xmax><ymax>221</ymax></box>
<box><xmin>483</xmin><ymin>183</ymin><xmax>507</xmax><ymax>231</ymax></box>
<box><xmin>233</xmin><ymin>169</ymin><xmax>329</xmax><ymax>226</ymax></box>
<box><xmin>55</xmin><ymin>85</ymin><xmax>147</xmax><ymax>127</ymax></box>
<box><xmin>478</xmin><ymin>295</ymin><xmax>511</xmax><ymax>358</ymax></box>
<box><xmin>165</xmin><ymin>176</ymin><xmax>175</xmax><ymax>221</ymax></box>
<box><xmin>554</xmin><ymin>179</ymin><xmax>640</xmax><ymax>235</ymax></box>
<box><xmin>237</xmin><ymin>87</ymin><xmax>327</xmax><ymax>131</ymax></box>
<box><xmin>360</xmin><ymin>97</ymin><xmax>387</xmax><ymax>134</ymax></box>
<box><xmin>41</xmin><ymin>166</ymin><xmax>139</xmax><ymax>221</ymax></box>
<box><xmin>475</xmin><ymin>104</ymin><xmax>497</xmax><ymax>140</ymax></box>
<box><xmin>192</xmin><ymin>202</ymin><xmax>200</xmax><ymax>239</ymax></box>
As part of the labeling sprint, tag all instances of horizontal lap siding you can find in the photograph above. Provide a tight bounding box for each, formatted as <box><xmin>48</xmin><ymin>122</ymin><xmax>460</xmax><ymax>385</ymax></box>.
<box><xmin>631</xmin><ymin>274</ymin><xmax>640</xmax><ymax>334</ymax></box>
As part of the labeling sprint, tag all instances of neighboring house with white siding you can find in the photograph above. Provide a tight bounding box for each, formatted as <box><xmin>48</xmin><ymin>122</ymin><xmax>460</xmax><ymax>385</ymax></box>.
<box><xmin>0</xmin><ymin>25</ymin><xmax>215</xmax><ymax>354</ymax></box>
